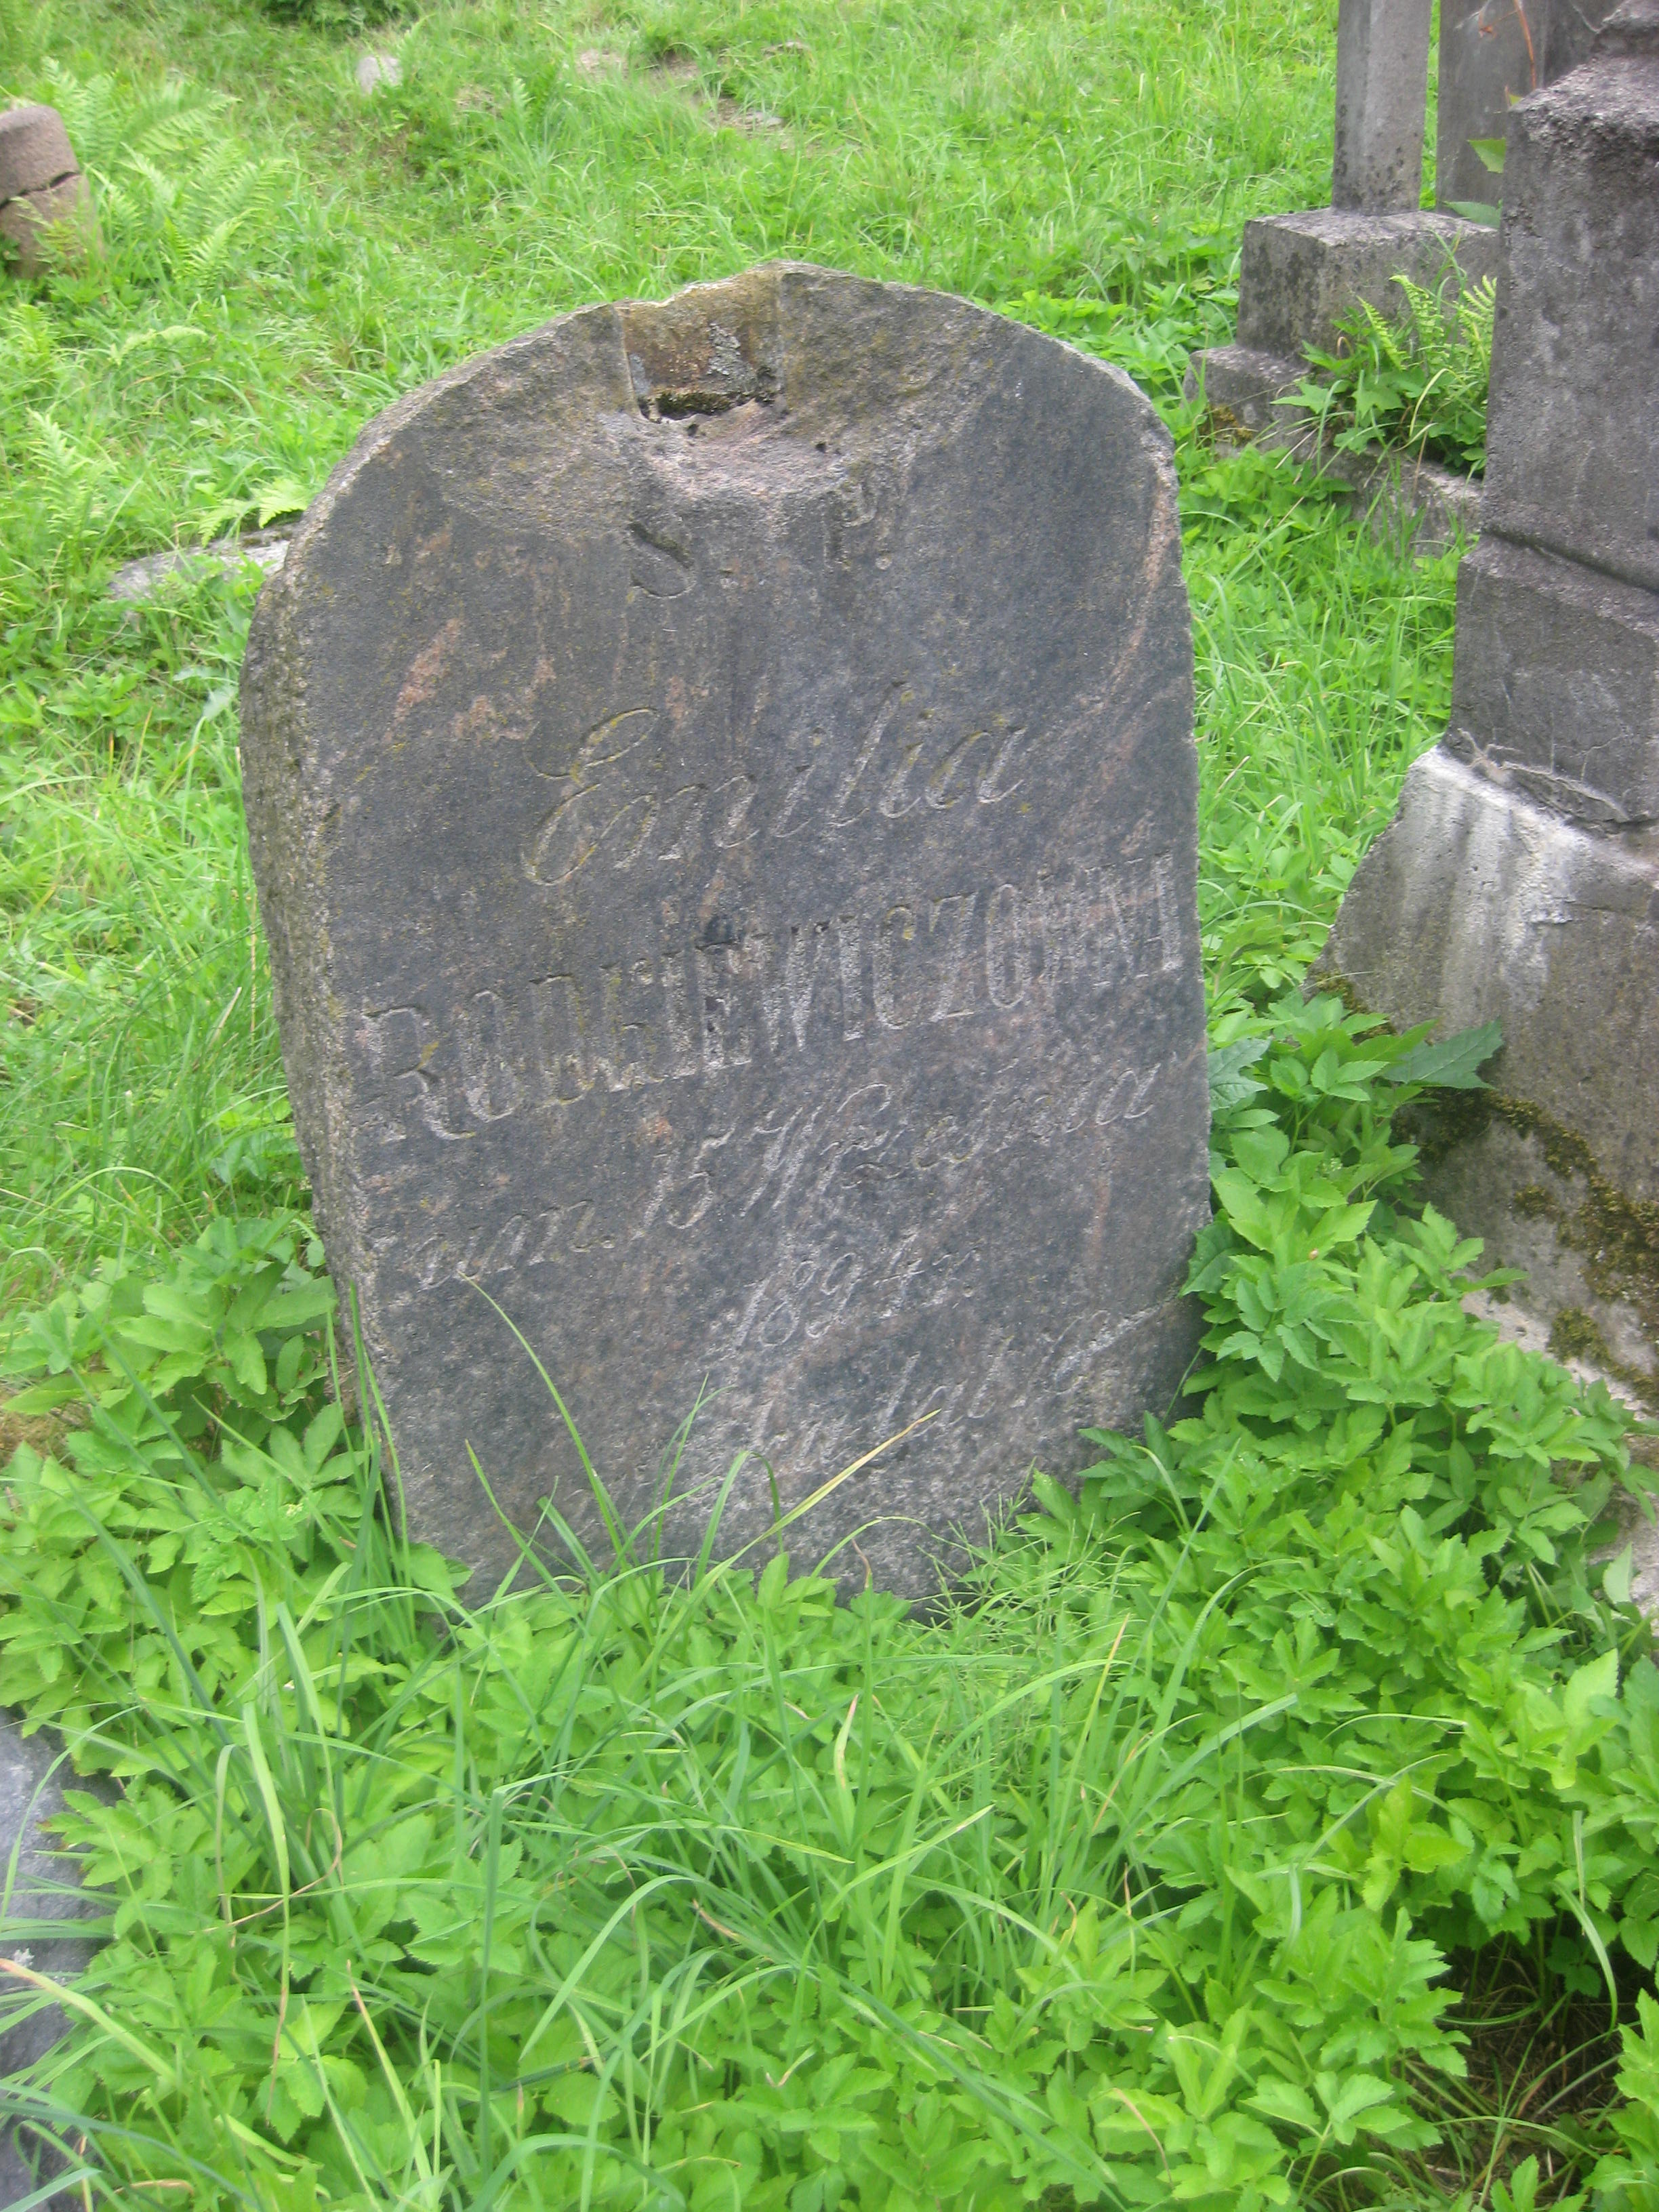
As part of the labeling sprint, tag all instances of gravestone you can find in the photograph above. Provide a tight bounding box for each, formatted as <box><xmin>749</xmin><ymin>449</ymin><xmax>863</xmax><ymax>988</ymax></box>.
<box><xmin>1317</xmin><ymin>2</ymin><xmax>1659</xmax><ymax>1401</ymax></box>
<box><xmin>1189</xmin><ymin>0</ymin><xmax>1496</xmax><ymax>506</ymax></box>
<box><xmin>240</xmin><ymin>262</ymin><xmax>1209</xmax><ymax>1598</ymax></box>
<box><xmin>1437</xmin><ymin>0</ymin><xmax>1622</xmax><ymax>214</ymax></box>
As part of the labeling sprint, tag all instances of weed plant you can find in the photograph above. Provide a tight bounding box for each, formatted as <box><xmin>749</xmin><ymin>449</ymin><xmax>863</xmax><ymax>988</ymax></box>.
<box><xmin>2</xmin><ymin>1001</ymin><xmax>1657</xmax><ymax>2208</ymax></box>
<box><xmin>1289</xmin><ymin>275</ymin><xmax>1497</xmax><ymax>480</ymax></box>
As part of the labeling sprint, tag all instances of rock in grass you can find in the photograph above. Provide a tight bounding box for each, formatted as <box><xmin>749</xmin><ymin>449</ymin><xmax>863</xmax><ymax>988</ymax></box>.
<box><xmin>0</xmin><ymin>105</ymin><xmax>99</xmax><ymax>278</ymax></box>
<box><xmin>107</xmin><ymin>530</ymin><xmax>289</xmax><ymax>605</ymax></box>
<box><xmin>239</xmin><ymin>262</ymin><xmax>1210</xmax><ymax>1599</ymax></box>
<box><xmin>354</xmin><ymin>53</ymin><xmax>402</xmax><ymax>96</ymax></box>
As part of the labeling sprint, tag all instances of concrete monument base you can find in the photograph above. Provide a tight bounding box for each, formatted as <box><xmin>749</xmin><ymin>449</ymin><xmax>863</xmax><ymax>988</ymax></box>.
<box><xmin>1313</xmin><ymin>745</ymin><xmax>1659</xmax><ymax>1400</ymax></box>
<box><xmin>1236</xmin><ymin>207</ymin><xmax>1500</xmax><ymax>359</ymax></box>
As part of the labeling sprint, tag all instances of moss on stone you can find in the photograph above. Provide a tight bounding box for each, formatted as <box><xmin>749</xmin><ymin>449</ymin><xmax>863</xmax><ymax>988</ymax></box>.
<box><xmin>1310</xmin><ymin>965</ymin><xmax>1659</xmax><ymax>1409</ymax></box>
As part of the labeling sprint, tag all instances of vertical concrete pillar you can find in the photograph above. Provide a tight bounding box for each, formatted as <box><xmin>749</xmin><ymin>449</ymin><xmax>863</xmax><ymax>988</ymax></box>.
<box><xmin>1334</xmin><ymin>0</ymin><xmax>1435</xmax><ymax>209</ymax></box>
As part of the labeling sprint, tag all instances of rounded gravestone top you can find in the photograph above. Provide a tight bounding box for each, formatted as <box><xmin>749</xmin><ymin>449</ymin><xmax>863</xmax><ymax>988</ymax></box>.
<box><xmin>241</xmin><ymin>262</ymin><xmax>1209</xmax><ymax>1598</ymax></box>
<box><xmin>0</xmin><ymin>106</ymin><xmax>79</xmax><ymax>201</ymax></box>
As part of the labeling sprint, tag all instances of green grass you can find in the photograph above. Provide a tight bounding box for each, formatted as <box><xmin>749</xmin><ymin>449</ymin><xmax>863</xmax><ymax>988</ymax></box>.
<box><xmin>1</xmin><ymin>1002</ymin><xmax>1656</xmax><ymax>2209</ymax></box>
<box><xmin>7</xmin><ymin>1</ymin><xmax>1654</xmax><ymax>2205</ymax></box>
<box><xmin>0</xmin><ymin>0</ymin><xmax>1455</xmax><ymax>1305</ymax></box>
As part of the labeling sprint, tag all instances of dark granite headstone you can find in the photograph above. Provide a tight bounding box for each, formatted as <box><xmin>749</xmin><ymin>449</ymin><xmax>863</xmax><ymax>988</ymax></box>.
<box><xmin>241</xmin><ymin>262</ymin><xmax>1208</xmax><ymax>1597</ymax></box>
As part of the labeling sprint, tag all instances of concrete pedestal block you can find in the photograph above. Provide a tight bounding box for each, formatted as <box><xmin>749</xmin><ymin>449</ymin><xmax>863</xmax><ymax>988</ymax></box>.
<box><xmin>1235</xmin><ymin>208</ymin><xmax>1500</xmax><ymax>359</ymax></box>
<box><xmin>1181</xmin><ymin>342</ymin><xmax>1309</xmax><ymax>442</ymax></box>
<box><xmin>1183</xmin><ymin>346</ymin><xmax>1482</xmax><ymax>554</ymax></box>
<box><xmin>1481</xmin><ymin>27</ymin><xmax>1659</xmax><ymax>594</ymax></box>
<box><xmin>1425</xmin><ymin>1120</ymin><xmax>1658</xmax><ymax>1397</ymax></box>
<box><xmin>1317</xmin><ymin>746</ymin><xmax>1659</xmax><ymax>1202</ymax></box>
<box><xmin>1334</xmin><ymin>0</ymin><xmax>1434</xmax><ymax>211</ymax></box>
<box><xmin>1445</xmin><ymin>538</ymin><xmax>1659</xmax><ymax>825</ymax></box>
<box><xmin>1313</xmin><ymin>745</ymin><xmax>1659</xmax><ymax>1389</ymax></box>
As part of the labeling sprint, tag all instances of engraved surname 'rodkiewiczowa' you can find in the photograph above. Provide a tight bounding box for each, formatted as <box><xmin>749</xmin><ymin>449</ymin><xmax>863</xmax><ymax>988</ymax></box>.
<box><xmin>354</xmin><ymin>853</ymin><xmax>1183</xmax><ymax>1146</ymax></box>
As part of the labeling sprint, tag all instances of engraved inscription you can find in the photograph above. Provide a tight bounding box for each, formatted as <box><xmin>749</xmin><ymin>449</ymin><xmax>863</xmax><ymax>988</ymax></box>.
<box><xmin>401</xmin><ymin>1048</ymin><xmax>1169</xmax><ymax>1298</ymax></box>
<box><xmin>520</xmin><ymin>691</ymin><xmax>1036</xmax><ymax>891</ymax></box>
<box><xmin>354</xmin><ymin>853</ymin><xmax>1184</xmax><ymax>1144</ymax></box>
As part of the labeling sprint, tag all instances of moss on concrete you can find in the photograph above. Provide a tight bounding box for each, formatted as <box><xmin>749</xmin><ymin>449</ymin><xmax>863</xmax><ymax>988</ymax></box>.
<box><xmin>1313</xmin><ymin>966</ymin><xmax>1659</xmax><ymax>1409</ymax></box>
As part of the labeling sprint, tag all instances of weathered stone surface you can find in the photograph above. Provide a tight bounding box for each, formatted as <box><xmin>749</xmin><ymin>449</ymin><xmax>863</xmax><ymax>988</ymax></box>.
<box><xmin>1482</xmin><ymin>14</ymin><xmax>1659</xmax><ymax>594</ymax></box>
<box><xmin>0</xmin><ymin>105</ymin><xmax>77</xmax><ymax>199</ymax></box>
<box><xmin>354</xmin><ymin>52</ymin><xmax>403</xmax><ymax>95</ymax></box>
<box><xmin>108</xmin><ymin>529</ymin><xmax>290</xmax><ymax>605</ymax></box>
<box><xmin>1445</xmin><ymin>537</ymin><xmax>1659</xmax><ymax>824</ymax></box>
<box><xmin>241</xmin><ymin>262</ymin><xmax>1209</xmax><ymax>1598</ymax></box>
<box><xmin>0</xmin><ymin>104</ymin><xmax>98</xmax><ymax>277</ymax></box>
<box><xmin>1317</xmin><ymin>7</ymin><xmax>1659</xmax><ymax>1386</ymax></box>
<box><xmin>1182</xmin><ymin>342</ymin><xmax>1307</xmax><ymax>441</ymax></box>
<box><xmin>0</xmin><ymin>171</ymin><xmax>97</xmax><ymax>278</ymax></box>
<box><xmin>1426</xmin><ymin>1122</ymin><xmax>1658</xmax><ymax>1400</ymax></box>
<box><xmin>1315</xmin><ymin>744</ymin><xmax>1659</xmax><ymax>1205</ymax></box>
<box><xmin>1334</xmin><ymin>0</ymin><xmax>1434</xmax><ymax>211</ymax></box>
<box><xmin>1235</xmin><ymin>208</ymin><xmax>1499</xmax><ymax>359</ymax></box>
<box><xmin>0</xmin><ymin>1719</ymin><xmax>106</xmax><ymax>2205</ymax></box>
<box><xmin>1436</xmin><ymin>0</ymin><xmax>1622</xmax><ymax>211</ymax></box>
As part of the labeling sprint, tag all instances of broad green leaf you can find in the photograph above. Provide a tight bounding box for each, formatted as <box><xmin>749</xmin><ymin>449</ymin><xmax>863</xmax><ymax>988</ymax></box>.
<box><xmin>1384</xmin><ymin>1020</ymin><xmax>1502</xmax><ymax>1090</ymax></box>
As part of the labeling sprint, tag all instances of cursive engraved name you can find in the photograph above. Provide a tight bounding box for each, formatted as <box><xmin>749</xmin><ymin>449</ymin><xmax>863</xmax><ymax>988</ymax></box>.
<box><xmin>521</xmin><ymin>690</ymin><xmax>1032</xmax><ymax>888</ymax></box>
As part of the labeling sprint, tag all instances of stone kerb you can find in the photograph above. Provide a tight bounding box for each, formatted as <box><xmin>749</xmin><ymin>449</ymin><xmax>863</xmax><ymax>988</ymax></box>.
<box><xmin>1317</xmin><ymin>3</ymin><xmax>1659</xmax><ymax>1401</ymax></box>
<box><xmin>239</xmin><ymin>262</ymin><xmax>1211</xmax><ymax>1600</ymax></box>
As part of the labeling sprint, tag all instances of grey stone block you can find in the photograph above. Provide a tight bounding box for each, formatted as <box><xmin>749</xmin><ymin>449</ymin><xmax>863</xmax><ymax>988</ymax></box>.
<box><xmin>1443</xmin><ymin>537</ymin><xmax>1659</xmax><ymax>823</ymax></box>
<box><xmin>1235</xmin><ymin>207</ymin><xmax>1500</xmax><ymax>359</ymax></box>
<box><xmin>1183</xmin><ymin>346</ymin><xmax>1481</xmax><ymax>556</ymax></box>
<box><xmin>1437</xmin><ymin>0</ymin><xmax>1547</xmax><ymax>211</ymax></box>
<box><xmin>1314</xmin><ymin>744</ymin><xmax>1659</xmax><ymax>1214</ymax></box>
<box><xmin>1323</xmin><ymin>445</ymin><xmax>1483</xmax><ymax>555</ymax></box>
<box><xmin>1334</xmin><ymin>0</ymin><xmax>1434</xmax><ymax>211</ymax></box>
<box><xmin>239</xmin><ymin>262</ymin><xmax>1210</xmax><ymax>1601</ymax></box>
<box><xmin>1436</xmin><ymin>1</ymin><xmax>1626</xmax><ymax>211</ymax></box>
<box><xmin>1546</xmin><ymin>0</ymin><xmax>1631</xmax><ymax>75</ymax></box>
<box><xmin>1181</xmin><ymin>342</ymin><xmax>1308</xmax><ymax>443</ymax></box>
<box><xmin>1481</xmin><ymin>25</ymin><xmax>1659</xmax><ymax>594</ymax></box>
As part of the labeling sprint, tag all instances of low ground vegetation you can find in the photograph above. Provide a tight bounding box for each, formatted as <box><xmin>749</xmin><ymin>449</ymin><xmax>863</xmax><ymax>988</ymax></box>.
<box><xmin>2</xmin><ymin>0</ymin><xmax>1655</xmax><ymax>2205</ymax></box>
<box><xmin>1292</xmin><ymin>273</ymin><xmax>1496</xmax><ymax>480</ymax></box>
